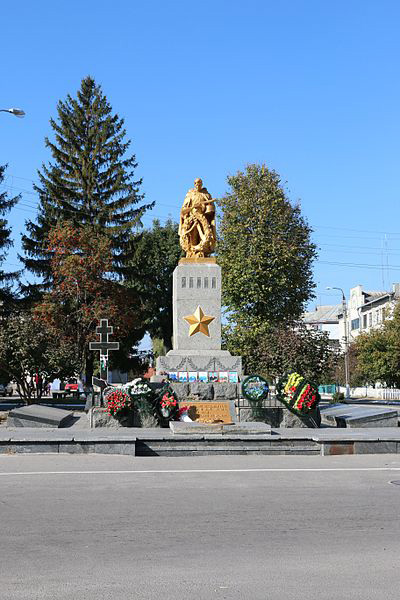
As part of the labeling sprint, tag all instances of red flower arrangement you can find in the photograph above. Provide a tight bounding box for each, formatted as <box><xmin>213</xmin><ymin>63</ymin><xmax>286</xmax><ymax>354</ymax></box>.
<box><xmin>107</xmin><ymin>389</ymin><xmax>132</xmax><ymax>416</ymax></box>
<box><xmin>161</xmin><ymin>392</ymin><xmax>177</xmax><ymax>410</ymax></box>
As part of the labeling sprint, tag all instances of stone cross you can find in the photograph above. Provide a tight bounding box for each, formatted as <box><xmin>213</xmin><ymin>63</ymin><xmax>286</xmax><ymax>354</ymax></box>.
<box><xmin>89</xmin><ymin>319</ymin><xmax>120</xmax><ymax>385</ymax></box>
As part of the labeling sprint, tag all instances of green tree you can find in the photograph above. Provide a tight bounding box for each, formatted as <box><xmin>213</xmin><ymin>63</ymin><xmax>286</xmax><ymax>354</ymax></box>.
<box><xmin>127</xmin><ymin>219</ymin><xmax>182</xmax><ymax>350</ymax></box>
<box><xmin>218</xmin><ymin>164</ymin><xmax>317</xmax><ymax>325</ymax></box>
<box><xmin>0</xmin><ymin>312</ymin><xmax>80</xmax><ymax>404</ymax></box>
<box><xmin>335</xmin><ymin>343</ymin><xmax>365</xmax><ymax>388</ymax></box>
<box><xmin>0</xmin><ymin>164</ymin><xmax>20</xmax><ymax>308</ymax></box>
<box><xmin>21</xmin><ymin>76</ymin><xmax>152</xmax><ymax>296</ymax></box>
<box><xmin>224</xmin><ymin>320</ymin><xmax>337</xmax><ymax>383</ymax></box>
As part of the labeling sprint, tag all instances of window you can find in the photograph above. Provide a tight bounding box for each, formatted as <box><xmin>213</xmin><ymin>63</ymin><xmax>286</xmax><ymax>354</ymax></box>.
<box><xmin>351</xmin><ymin>318</ymin><xmax>360</xmax><ymax>331</ymax></box>
<box><xmin>181</xmin><ymin>277</ymin><xmax>186</xmax><ymax>288</ymax></box>
<box><xmin>363</xmin><ymin>314</ymin><xmax>367</xmax><ymax>329</ymax></box>
<box><xmin>204</xmin><ymin>277</ymin><xmax>209</xmax><ymax>289</ymax></box>
<box><xmin>189</xmin><ymin>277</ymin><xmax>194</xmax><ymax>289</ymax></box>
<box><xmin>197</xmin><ymin>277</ymin><xmax>201</xmax><ymax>288</ymax></box>
<box><xmin>211</xmin><ymin>277</ymin><xmax>216</xmax><ymax>289</ymax></box>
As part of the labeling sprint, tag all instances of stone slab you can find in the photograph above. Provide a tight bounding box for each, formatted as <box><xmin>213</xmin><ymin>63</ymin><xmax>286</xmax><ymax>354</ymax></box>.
<box><xmin>340</xmin><ymin>413</ymin><xmax>398</xmax><ymax>428</ymax></box>
<box><xmin>7</xmin><ymin>405</ymin><xmax>74</xmax><ymax>428</ymax></box>
<box><xmin>321</xmin><ymin>403</ymin><xmax>398</xmax><ymax>428</ymax></box>
<box><xmin>169</xmin><ymin>421</ymin><xmax>271</xmax><ymax>435</ymax></box>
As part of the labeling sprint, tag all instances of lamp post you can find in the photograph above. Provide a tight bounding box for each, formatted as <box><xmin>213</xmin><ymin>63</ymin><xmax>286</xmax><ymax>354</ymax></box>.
<box><xmin>0</xmin><ymin>108</ymin><xmax>25</xmax><ymax>118</ymax></box>
<box><xmin>327</xmin><ymin>286</ymin><xmax>350</xmax><ymax>400</ymax></box>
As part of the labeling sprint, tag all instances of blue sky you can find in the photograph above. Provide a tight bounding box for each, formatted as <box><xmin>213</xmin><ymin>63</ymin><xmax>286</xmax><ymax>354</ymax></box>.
<box><xmin>2</xmin><ymin>0</ymin><xmax>400</xmax><ymax>309</ymax></box>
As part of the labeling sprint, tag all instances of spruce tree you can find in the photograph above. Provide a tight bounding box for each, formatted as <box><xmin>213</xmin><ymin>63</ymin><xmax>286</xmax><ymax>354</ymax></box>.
<box><xmin>21</xmin><ymin>76</ymin><xmax>152</xmax><ymax>295</ymax></box>
<box><xmin>0</xmin><ymin>164</ymin><xmax>20</xmax><ymax>307</ymax></box>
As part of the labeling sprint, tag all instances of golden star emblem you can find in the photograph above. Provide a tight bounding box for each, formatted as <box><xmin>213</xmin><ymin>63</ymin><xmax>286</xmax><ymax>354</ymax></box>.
<box><xmin>183</xmin><ymin>306</ymin><xmax>215</xmax><ymax>337</ymax></box>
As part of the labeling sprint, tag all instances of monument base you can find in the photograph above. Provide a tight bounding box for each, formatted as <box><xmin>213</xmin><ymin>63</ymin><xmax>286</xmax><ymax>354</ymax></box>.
<box><xmin>156</xmin><ymin>352</ymin><xmax>242</xmax><ymax>375</ymax></box>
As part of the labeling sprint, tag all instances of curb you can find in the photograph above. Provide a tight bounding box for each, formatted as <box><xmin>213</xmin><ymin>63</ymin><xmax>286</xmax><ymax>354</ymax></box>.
<box><xmin>2</xmin><ymin>428</ymin><xmax>400</xmax><ymax>456</ymax></box>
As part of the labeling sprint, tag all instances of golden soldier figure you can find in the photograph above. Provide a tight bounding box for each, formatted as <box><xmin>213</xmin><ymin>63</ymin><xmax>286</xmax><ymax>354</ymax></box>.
<box><xmin>179</xmin><ymin>178</ymin><xmax>216</xmax><ymax>258</ymax></box>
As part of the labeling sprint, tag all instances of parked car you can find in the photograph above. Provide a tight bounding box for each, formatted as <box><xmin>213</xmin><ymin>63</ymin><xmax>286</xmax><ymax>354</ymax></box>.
<box><xmin>65</xmin><ymin>378</ymin><xmax>78</xmax><ymax>392</ymax></box>
<box><xmin>0</xmin><ymin>383</ymin><xmax>13</xmax><ymax>396</ymax></box>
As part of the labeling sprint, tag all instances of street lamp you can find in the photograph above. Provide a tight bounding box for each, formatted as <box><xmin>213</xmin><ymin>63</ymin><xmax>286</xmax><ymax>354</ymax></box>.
<box><xmin>0</xmin><ymin>108</ymin><xmax>25</xmax><ymax>118</ymax></box>
<box><xmin>327</xmin><ymin>286</ymin><xmax>350</xmax><ymax>401</ymax></box>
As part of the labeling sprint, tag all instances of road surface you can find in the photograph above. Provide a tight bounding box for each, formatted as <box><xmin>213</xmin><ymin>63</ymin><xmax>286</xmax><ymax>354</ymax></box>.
<box><xmin>1</xmin><ymin>454</ymin><xmax>399</xmax><ymax>599</ymax></box>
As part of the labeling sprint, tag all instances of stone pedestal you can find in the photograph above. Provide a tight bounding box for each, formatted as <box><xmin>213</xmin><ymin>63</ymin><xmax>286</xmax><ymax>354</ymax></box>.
<box><xmin>156</xmin><ymin>259</ymin><xmax>242</xmax><ymax>375</ymax></box>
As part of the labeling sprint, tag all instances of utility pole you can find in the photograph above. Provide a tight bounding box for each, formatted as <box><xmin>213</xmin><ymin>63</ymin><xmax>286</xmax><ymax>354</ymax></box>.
<box><xmin>327</xmin><ymin>286</ymin><xmax>350</xmax><ymax>400</ymax></box>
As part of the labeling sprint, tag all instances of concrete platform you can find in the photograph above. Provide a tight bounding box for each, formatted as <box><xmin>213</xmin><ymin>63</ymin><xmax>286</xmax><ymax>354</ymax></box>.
<box><xmin>2</xmin><ymin>425</ymin><xmax>400</xmax><ymax>456</ymax></box>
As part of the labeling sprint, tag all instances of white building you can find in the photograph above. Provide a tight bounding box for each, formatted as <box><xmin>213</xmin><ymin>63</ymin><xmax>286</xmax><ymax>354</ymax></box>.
<box><xmin>302</xmin><ymin>304</ymin><xmax>341</xmax><ymax>344</ymax></box>
<box><xmin>338</xmin><ymin>283</ymin><xmax>400</xmax><ymax>346</ymax></box>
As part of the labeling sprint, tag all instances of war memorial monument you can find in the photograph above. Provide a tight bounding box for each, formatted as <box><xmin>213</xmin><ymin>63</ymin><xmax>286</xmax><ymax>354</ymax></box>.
<box><xmin>156</xmin><ymin>177</ymin><xmax>242</xmax><ymax>379</ymax></box>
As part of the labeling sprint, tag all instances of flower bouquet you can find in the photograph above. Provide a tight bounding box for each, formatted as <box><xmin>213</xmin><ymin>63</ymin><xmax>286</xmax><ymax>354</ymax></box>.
<box><xmin>123</xmin><ymin>378</ymin><xmax>152</xmax><ymax>400</ymax></box>
<box><xmin>276</xmin><ymin>372</ymin><xmax>320</xmax><ymax>416</ymax></box>
<box><xmin>106</xmin><ymin>388</ymin><xmax>132</xmax><ymax>417</ymax></box>
<box><xmin>160</xmin><ymin>391</ymin><xmax>178</xmax><ymax>418</ymax></box>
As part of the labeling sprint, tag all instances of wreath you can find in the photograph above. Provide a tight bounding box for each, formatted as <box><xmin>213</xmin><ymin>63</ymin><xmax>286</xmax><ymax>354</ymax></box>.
<box><xmin>276</xmin><ymin>373</ymin><xmax>320</xmax><ymax>416</ymax></box>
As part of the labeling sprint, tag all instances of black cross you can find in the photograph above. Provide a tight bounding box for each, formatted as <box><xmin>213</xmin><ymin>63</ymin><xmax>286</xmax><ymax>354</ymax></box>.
<box><xmin>89</xmin><ymin>319</ymin><xmax>120</xmax><ymax>384</ymax></box>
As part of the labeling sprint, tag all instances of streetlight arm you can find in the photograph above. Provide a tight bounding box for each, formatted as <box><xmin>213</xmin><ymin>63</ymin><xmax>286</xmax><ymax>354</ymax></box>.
<box><xmin>0</xmin><ymin>108</ymin><xmax>25</xmax><ymax>118</ymax></box>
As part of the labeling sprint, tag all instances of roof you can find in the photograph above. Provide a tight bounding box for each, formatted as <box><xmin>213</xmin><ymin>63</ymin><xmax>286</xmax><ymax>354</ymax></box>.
<box><xmin>364</xmin><ymin>291</ymin><xmax>389</xmax><ymax>301</ymax></box>
<box><xmin>302</xmin><ymin>304</ymin><xmax>341</xmax><ymax>324</ymax></box>
<box><xmin>361</xmin><ymin>290</ymin><xmax>392</xmax><ymax>309</ymax></box>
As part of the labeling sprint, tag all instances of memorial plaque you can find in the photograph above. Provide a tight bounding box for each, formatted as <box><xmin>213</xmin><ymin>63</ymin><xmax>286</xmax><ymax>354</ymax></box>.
<box><xmin>179</xmin><ymin>401</ymin><xmax>234</xmax><ymax>424</ymax></box>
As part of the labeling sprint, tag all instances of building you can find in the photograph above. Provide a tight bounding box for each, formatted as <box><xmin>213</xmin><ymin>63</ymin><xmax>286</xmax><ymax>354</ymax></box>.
<box><xmin>302</xmin><ymin>304</ymin><xmax>341</xmax><ymax>344</ymax></box>
<box><xmin>339</xmin><ymin>283</ymin><xmax>400</xmax><ymax>345</ymax></box>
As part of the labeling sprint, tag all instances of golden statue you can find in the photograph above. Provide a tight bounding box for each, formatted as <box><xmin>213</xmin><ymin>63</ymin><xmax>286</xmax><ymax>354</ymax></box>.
<box><xmin>179</xmin><ymin>178</ymin><xmax>216</xmax><ymax>258</ymax></box>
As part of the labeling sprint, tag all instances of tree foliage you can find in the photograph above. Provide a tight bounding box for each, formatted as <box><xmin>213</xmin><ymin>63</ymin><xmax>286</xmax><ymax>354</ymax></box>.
<box><xmin>0</xmin><ymin>312</ymin><xmax>80</xmax><ymax>404</ymax></box>
<box><xmin>0</xmin><ymin>164</ymin><xmax>20</xmax><ymax>307</ymax></box>
<box><xmin>334</xmin><ymin>343</ymin><xmax>366</xmax><ymax>388</ymax></box>
<box><xmin>217</xmin><ymin>164</ymin><xmax>317</xmax><ymax>326</ymax></box>
<box><xmin>127</xmin><ymin>219</ymin><xmax>182</xmax><ymax>350</ymax></box>
<box><xmin>34</xmin><ymin>221</ymin><xmax>146</xmax><ymax>382</ymax></box>
<box><xmin>21</xmin><ymin>76</ymin><xmax>152</xmax><ymax>296</ymax></box>
<box><xmin>224</xmin><ymin>319</ymin><xmax>337</xmax><ymax>384</ymax></box>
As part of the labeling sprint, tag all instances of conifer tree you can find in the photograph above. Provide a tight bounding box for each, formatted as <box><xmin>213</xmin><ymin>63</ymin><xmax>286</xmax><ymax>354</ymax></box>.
<box><xmin>21</xmin><ymin>76</ymin><xmax>152</xmax><ymax>295</ymax></box>
<box><xmin>0</xmin><ymin>164</ymin><xmax>20</xmax><ymax>307</ymax></box>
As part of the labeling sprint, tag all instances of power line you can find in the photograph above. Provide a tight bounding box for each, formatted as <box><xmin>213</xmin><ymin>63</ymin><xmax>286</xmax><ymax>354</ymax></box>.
<box><xmin>6</xmin><ymin>173</ymin><xmax>400</xmax><ymax>237</ymax></box>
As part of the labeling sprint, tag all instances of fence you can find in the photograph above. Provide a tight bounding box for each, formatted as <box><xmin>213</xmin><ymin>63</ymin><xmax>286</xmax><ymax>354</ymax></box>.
<box><xmin>337</xmin><ymin>386</ymin><xmax>400</xmax><ymax>400</ymax></box>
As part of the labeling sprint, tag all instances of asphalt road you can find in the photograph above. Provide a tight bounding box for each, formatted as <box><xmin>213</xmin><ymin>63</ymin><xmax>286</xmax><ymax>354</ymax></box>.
<box><xmin>1</xmin><ymin>454</ymin><xmax>400</xmax><ymax>600</ymax></box>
